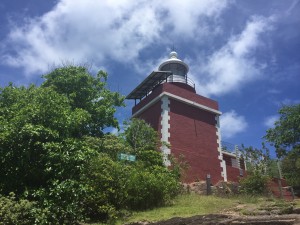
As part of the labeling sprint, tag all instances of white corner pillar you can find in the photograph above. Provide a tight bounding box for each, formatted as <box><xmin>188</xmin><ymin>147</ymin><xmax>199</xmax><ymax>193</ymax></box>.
<box><xmin>161</xmin><ymin>95</ymin><xmax>171</xmax><ymax>166</ymax></box>
<box><xmin>216</xmin><ymin>115</ymin><xmax>227</xmax><ymax>182</ymax></box>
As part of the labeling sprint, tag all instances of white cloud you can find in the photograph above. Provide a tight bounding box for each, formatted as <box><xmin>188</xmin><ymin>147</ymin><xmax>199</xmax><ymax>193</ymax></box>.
<box><xmin>274</xmin><ymin>98</ymin><xmax>300</xmax><ymax>107</ymax></box>
<box><xmin>264</xmin><ymin>115</ymin><xmax>279</xmax><ymax>128</ymax></box>
<box><xmin>220</xmin><ymin>110</ymin><xmax>248</xmax><ymax>139</ymax></box>
<box><xmin>190</xmin><ymin>16</ymin><xmax>274</xmax><ymax>96</ymax></box>
<box><xmin>1</xmin><ymin>0</ymin><xmax>230</xmax><ymax>76</ymax></box>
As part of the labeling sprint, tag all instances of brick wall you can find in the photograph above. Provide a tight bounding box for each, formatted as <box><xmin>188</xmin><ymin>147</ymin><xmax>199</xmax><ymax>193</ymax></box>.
<box><xmin>223</xmin><ymin>153</ymin><xmax>245</xmax><ymax>182</ymax></box>
<box><xmin>132</xmin><ymin>83</ymin><xmax>219</xmax><ymax>114</ymax></box>
<box><xmin>169</xmin><ymin>98</ymin><xmax>222</xmax><ymax>184</ymax></box>
<box><xmin>132</xmin><ymin>82</ymin><xmax>224</xmax><ymax>184</ymax></box>
<box><xmin>135</xmin><ymin>101</ymin><xmax>162</xmax><ymax>134</ymax></box>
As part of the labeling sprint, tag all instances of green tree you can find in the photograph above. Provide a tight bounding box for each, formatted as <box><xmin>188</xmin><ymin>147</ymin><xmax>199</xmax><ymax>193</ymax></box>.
<box><xmin>239</xmin><ymin>145</ymin><xmax>271</xmax><ymax>195</ymax></box>
<box><xmin>123</xmin><ymin>118</ymin><xmax>159</xmax><ymax>153</ymax></box>
<box><xmin>240</xmin><ymin>144</ymin><xmax>270</xmax><ymax>174</ymax></box>
<box><xmin>0</xmin><ymin>84</ymin><xmax>91</xmax><ymax>194</ymax></box>
<box><xmin>239</xmin><ymin>171</ymin><xmax>270</xmax><ymax>195</ymax></box>
<box><xmin>0</xmin><ymin>66</ymin><xmax>125</xmax><ymax>223</ymax></box>
<box><xmin>0</xmin><ymin>67</ymin><xmax>181</xmax><ymax>223</ymax></box>
<box><xmin>42</xmin><ymin>66</ymin><xmax>124</xmax><ymax>137</ymax></box>
<box><xmin>264</xmin><ymin>104</ymin><xmax>300</xmax><ymax>186</ymax></box>
<box><xmin>281</xmin><ymin>147</ymin><xmax>300</xmax><ymax>186</ymax></box>
<box><xmin>264</xmin><ymin>104</ymin><xmax>300</xmax><ymax>158</ymax></box>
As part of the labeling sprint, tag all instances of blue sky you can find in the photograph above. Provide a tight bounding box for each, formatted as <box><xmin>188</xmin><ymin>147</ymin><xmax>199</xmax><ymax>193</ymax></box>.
<box><xmin>0</xmin><ymin>0</ymin><xmax>299</xmax><ymax>155</ymax></box>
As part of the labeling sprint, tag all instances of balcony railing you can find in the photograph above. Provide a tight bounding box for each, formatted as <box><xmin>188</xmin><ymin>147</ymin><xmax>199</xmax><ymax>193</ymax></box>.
<box><xmin>164</xmin><ymin>75</ymin><xmax>195</xmax><ymax>89</ymax></box>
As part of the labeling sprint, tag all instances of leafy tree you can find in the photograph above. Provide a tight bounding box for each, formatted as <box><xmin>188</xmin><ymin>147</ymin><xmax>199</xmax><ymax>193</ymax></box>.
<box><xmin>0</xmin><ymin>85</ymin><xmax>90</xmax><ymax>194</ymax></box>
<box><xmin>126</xmin><ymin>165</ymin><xmax>179</xmax><ymax>210</ymax></box>
<box><xmin>83</xmin><ymin>134</ymin><xmax>131</xmax><ymax>160</ymax></box>
<box><xmin>265</xmin><ymin>104</ymin><xmax>300</xmax><ymax>158</ymax></box>
<box><xmin>239</xmin><ymin>145</ymin><xmax>271</xmax><ymax>195</ymax></box>
<box><xmin>42</xmin><ymin>66</ymin><xmax>124</xmax><ymax>137</ymax></box>
<box><xmin>239</xmin><ymin>171</ymin><xmax>270</xmax><ymax>195</ymax></box>
<box><xmin>0</xmin><ymin>66</ymin><xmax>125</xmax><ymax>223</ymax></box>
<box><xmin>123</xmin><ymin>118</ymin><xmax>159</xmax><ymax>153</ymax></box>
<box><xmin>264</xmin><ymin>104</ymin><xmax>300</xmax><ymax>186</ymax></box>
<box><xmin>81</xmin><ymin>153</ymin><xmax>130</xmax><ymax>221</ymax></box>
<box><xmin>0</xmin><ymin>68</ymin><xmax>181</xmax><ymax>224</ymax></box>
<box><xmin>281</xmin><ymin>147</ymin><xmax>300</xmax><ymax>186</ymax></box>
<box><xmin>0</xmin><ymin>193</ymin><xmax>39</xmax><ymax>225</ymax></box>
<box><xmin>240</xmin><ymin>144</ymin><xmax>270</xmax><ymax>174</ymax></box>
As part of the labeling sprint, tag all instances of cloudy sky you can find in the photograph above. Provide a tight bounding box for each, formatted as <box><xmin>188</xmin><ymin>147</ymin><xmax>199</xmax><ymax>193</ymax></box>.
<box><xmin>0</xmin><ymin>0</ymin><xmax>299</xmax><ymax>155</ymax></box>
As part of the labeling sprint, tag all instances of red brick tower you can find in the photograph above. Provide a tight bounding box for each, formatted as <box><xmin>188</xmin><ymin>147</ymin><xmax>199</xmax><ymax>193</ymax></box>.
<box><xmin>126</xmin><ymin>52</ymin><xmax>226</xmax><ymax>184</ymax></box>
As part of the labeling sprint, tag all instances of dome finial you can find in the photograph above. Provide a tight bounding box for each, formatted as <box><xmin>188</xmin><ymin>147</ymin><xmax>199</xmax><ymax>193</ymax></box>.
<box><xmin>169</xmin><ymin>51</ymin><xmax>178</xmax><ymax>59</ymax></box>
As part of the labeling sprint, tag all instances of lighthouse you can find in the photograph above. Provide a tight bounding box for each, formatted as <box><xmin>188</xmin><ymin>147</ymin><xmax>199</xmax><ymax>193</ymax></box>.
<box><xmin>126</xmin><ymin>51</ymin><xmax>228</xmax><ymax>184</ymax></box>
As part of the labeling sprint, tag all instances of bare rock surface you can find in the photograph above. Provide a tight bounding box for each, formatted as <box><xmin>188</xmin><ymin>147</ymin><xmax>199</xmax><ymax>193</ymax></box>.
<box><xmin>126</xmin><ymin>214</ymin><xmax>300</xmax><ymax>225</ymax></box>
<box><xmin>125</xmin><ymin>204</ymin><xmax>300</xmax><ymax>225</ymax></box>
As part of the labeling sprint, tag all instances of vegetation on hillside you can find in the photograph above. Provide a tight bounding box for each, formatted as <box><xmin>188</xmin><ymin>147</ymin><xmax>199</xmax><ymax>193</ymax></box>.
<box><xmin>0</xmin><ymin>65</ymin><xmax>298</xmax><ymax>224</ymax></box>
<box><xmin>265</xmin><ymin>104</ymin><xmax>300</xmax><ymax>187</ymax></box>
<box><xmin>0</xmin><ymin>66</ymin><xmax>180</xmax><ymax>224</ymax></box>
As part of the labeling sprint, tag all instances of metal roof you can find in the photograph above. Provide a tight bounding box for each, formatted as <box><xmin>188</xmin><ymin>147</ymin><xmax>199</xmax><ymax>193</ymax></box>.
<box><xmin>126</xmin><ymin>71</ymin><xmax>172</xmax><ymax>100</ymax></box>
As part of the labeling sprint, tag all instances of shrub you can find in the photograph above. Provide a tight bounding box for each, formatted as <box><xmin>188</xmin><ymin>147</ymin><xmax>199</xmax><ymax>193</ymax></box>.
<box><xmin>32</xmin><ymin>179</ymin><xmax>87</xmax><ymax>225</ymax></box>
<box><xmin>81</xmin><ymin>153</ymin><xmax>130</xmax><ymax>222</ymax></box>
<box><xmin>126</xmin><ymin>166</ymin><xmax>180</xmax><ymax>210</ymax></box>
<box><xmin>0</xmin><ymin>193</ymin><xmax>38</xmax><ymax>225</ymax></box>
<box><xmin>239</xmin><ymin>172</ymin><xmax>270</xmax><ymax>195</ymax></box>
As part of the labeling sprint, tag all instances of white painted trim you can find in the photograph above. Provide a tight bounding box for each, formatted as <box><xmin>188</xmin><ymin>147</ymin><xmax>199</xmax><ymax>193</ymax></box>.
<box><xmin>133</xmin><ymin>91</ymin><xmax>221</xmax><ymax>117</ymax></box>
<box><xmin>222</xmin><ymin>151</ymin><xmax>237</xmax><ymax>157</ymax></box>
<box><xmin>216</xmin><ymin>115</ymin><xmax>227</xmax><ymax>182</ymax></box>
<box><xmin>235</xmin><ymin>145</ymin><xmax>241</xmax><ymax>170</ymax></box>
<box><xmin>161</xmin><ymin>96</ymin><xmax>171</xmax><ymax>166</ymax></box>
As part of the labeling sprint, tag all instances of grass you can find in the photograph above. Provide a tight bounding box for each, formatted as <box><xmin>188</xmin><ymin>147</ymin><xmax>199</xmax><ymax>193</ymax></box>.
<box><xmin>294</xmin><ymin>198</ymin><xmax>300</xmax><ymax>207</ymax></box>
<box><xmin>88</xmin><ymin>194</ymin><xmax>299</xmax><ymax>225</ymax></box>
<box><xmin>115</xmin><ymin>194</ymin><xmax>239</xmax><ymax>225</ymax></box>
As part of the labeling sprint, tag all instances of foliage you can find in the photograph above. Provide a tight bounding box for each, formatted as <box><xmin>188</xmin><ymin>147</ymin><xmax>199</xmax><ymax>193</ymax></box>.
<box><xmin>239</xmin><ymin>171</ymin><xmax>270</xmax><ymax>195</ymax></box>
<box><xmin>81</xmin><ymin>153</ymin><xmax>130</xmax><ymax>221</ymax></box>
<box><xmin>135</xmin><ymin>149</ymin><xmax>164</xmax><ymax>168</ymax></box>
<box><xmin>169</xmin><ymin>154</ymin><xmax>190</xmax><ymax>180</ymax></box>
<box><xmin>0</xmin><ymin>66</ymin><xmax>126</xmax><ymax>223</ymax></box>
<box><xmin>126</xmin><ymin>165</ymin><xmax>180</xmax><ymax>210</ymax></box>
<box><xmin>240</xmin><ymin>144</ymin><xmax>270</xmax><ymax>174</ymax></box>
<box><xmin>0</xmin><ymin>85</ymin><xmax>91</xmax><ymax>194</ymax></box>
<box><xmin>238</xmin><ymin>145</ymin><xmax>272</xmax><ymax>195</ymax></box>
<box><xmin>123</xmin><ymin>118</ymin><xmax>159</xmax><ymax>153</ymax></box>
<box><xmin>32</xmin><ymin>179</ymin><xmax>87</xmax><ymax>224</ymax></box>
<box><xmin>265</xmin><ymin>104</ymin><xmax>300</xmax><ymax>158</ymax></box>
<box><xmin>266</xmin><ymin>159</ymin><xmax>281</xmax><ymax>178</ymax></box>
<box><xmin>42</xmin><ymin>66</ymin><xmax>124</xmax><ymax>137</ymax></box>
<box><xmin>281</xmin><ymin>146</ymin><xmax>300</xmax><ymax>186</ymax></box>
<box><xmin>0</xmin><ymin>193</ymin><xmax>41</xmax><ymax>225</ymax></box>
<box><xmin>80</xmin><ymin>154</ymin><xmax>180</xmax><ymax>221</ymax></box>
<box><xmin>0</xmin><ymin>67</ymin><xmax>182</xmax><ymax>224</ymax></box>
<box><xmin>83</xmin><ymin>134</ymin><xmax>131</xmax><ymax>160</ymax></box>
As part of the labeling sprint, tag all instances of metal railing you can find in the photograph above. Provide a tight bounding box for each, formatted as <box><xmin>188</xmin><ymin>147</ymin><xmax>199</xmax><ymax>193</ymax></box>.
<box><xmin>164</xmin><ymin>75</ymin><xmax>195</xmax><ymax>89</ymax></box>
<box><xmin>221</xmin><ymin>141</ymin><xmax>240</xmax><ymax>153</ymax></box>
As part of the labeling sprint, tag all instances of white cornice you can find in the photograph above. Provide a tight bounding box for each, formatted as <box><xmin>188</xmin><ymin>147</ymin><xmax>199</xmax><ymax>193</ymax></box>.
<box><xmin>132</xmin><ymin>91</ymin><xmax>222</xmax><ymax>117</ymax></box>
<box><xmin>221</xmin><ymin>151</ymin><xmax>237</xmax><ymax>157</ymax></box>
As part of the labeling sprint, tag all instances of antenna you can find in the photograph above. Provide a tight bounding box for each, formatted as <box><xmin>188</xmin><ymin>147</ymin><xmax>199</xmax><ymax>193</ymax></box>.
<box><xmin>171</xmin><ymin>43</ymin><xmax>176</xmax><ymax>52</ymax></box>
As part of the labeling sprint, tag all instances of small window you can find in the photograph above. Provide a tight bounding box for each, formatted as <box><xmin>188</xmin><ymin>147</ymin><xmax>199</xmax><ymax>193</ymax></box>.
<box><xmin>231</xmin><ymin>158</ymin><xmax>239</xmax><ymax>168</ymax></box>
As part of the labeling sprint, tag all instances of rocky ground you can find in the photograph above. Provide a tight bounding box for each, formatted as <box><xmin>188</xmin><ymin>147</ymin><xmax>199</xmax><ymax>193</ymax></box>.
<box><xmin>128</xmin><ymin>214</ymin><xmax>300</xmax><ymax>225</ymax></box>
<box><xmin>126</xmin><ymin>201</ymin><xmax>300</xmax><ymax>225</ymax></box>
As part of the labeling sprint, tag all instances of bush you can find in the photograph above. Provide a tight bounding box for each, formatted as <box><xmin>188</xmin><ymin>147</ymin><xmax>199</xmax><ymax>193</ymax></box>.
<box><xmin>126</xmin><ymin>166</ymin><xmax>180</xmax><ymax>210</ymax></box>
<box><xmin>0</xmin><ymin>193</ymin><xmax>38</xmax><ymax>225</ymax></box>
<box><xmin>239</xmin><ymin>172</ymin><xmax>270</xmax><ymax>195</ymax></box>
<box><xmin>81</xmin><ymin>153</ymin><xmax>130</xmax><ymax>222</ymax></box>
<box><xmin>82</xmin><ymin>153</ymin><xmax>180</xmax><ymax>220</ymax></box>
<box><xmin>33</xmin><ymin>179</ymin><xmax>86</xmax><ymax>225</ymax></box>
